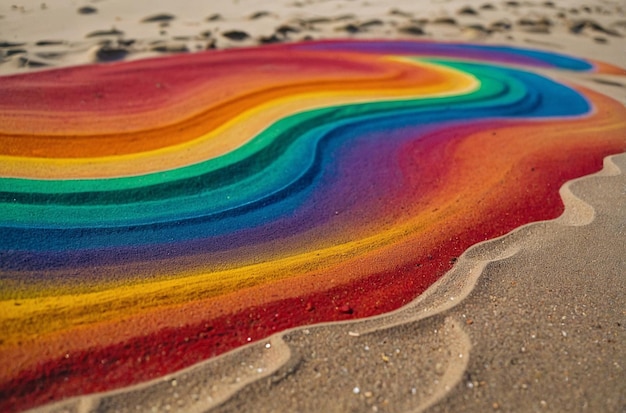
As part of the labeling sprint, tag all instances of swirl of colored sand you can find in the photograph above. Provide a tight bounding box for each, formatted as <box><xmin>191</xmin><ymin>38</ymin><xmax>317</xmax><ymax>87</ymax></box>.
<box><xmin>0</xmin><ymin>40</ymin><xmax>625</xmax><ymax>412</ymax></box>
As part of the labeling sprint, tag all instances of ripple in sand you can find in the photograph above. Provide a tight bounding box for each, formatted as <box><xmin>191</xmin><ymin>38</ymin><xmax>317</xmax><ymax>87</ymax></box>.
<box><xmin>250</xmin><ymin>11</ymin><xmax>272</xmax><ymax>20</ymax></box>
<box><xmin>141</xmin><ymin>13</ymin><xmax>176</xmax><ymax>23</ymax></box>
<box><xmin>457</xmin><ymin>6</ymin><xmax>479</xmax><ymax>16</ymax></box>
<box><xmin>17</xmin><ymin>56</ymin><xmax>48</xmax><ymax>67</ymax></box>
<box><xmin>389</xmin><ymin>8</ymin><xmax>412</xmax><ymax>18</ymax></box>
<box><xmin>334</xmin><ymin>14</ymin><xmax>356</xmax><ymax>22</ymax></box>
<box><xmin>0</xmin><ymin>41</ymin><xmax>26</xmax><ymax>48</ymax></box>
<box><xmin>569</xmin><ymin>19</ymin><xmax>622</xmax><ymax>37</ymax></box>
<box><xmin>275</xmin><ymin>25</ymin><xmax>300</xmax><ymax>37</ymax></box>
<box><xmin>432</xmin><ymin>17</ymin><xmax>458</xmax><ymax>25</ymax></box>
<box><xmin>35</xmin><ymin>40</ymin><xmax>65</xmax><ymax>46</ymax></box>
<box><xmin>5</xmin><ymin>49</ymin><xmax>26</xmax><ymax>56</ymax></box>
<box><xmin>86</xmin><ymin>28</ymin><xmax>124</xmax><ymax>38</ymax></box>
<box><xmin>35</xmin><ymin>52</ymin><xmax>65</xmax><ymax>60</ymax></box>
<box><xmin>591</xmin><ymin>78</ymin><xmax>625</xmax><ymax>87</ymax></box>
<box><xmin>490</xmin><ymin>19</ymin><xmax>512</xmax><ymax>31</ymax></box>
<box><xmin>301</xmin><ymin>16</ymin><xmax>332</xmax><ymax>25</ymax></box>
<box><xmin>259</xmin><ymin>34</ymin><xmax>283</xmax><ymax>44</ymax></box>
<box><xmin>151</xmin><ymin>43</ymin><xmax>189</xmax><ymax>53</ymax></box>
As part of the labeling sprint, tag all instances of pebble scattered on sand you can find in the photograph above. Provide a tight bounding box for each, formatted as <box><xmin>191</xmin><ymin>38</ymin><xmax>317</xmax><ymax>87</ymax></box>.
<box><xmin>95</xmin><ymin>46</ymin><xmax>129</xmax><ymax>62</ymax></box>
<box><xmin>77</xmin><ymin>6</ymin><xmax>98</xmax><ymax>15</ymax></box>
<box><xmin>222</xmin><ymin>30</ymin><xmax>251</xmax><ymax>41</ymax></box>
<box><xmin>86</xmin><ymin>28</ymin><xmax>124</xmax><ymax>38</ymax></box>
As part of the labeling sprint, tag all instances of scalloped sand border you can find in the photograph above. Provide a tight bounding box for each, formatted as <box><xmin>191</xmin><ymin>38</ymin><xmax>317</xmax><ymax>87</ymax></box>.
<box><xmin>28</xmin><ymin>145</ymin><xmax>623</xmax><ymax>413</ymax></box>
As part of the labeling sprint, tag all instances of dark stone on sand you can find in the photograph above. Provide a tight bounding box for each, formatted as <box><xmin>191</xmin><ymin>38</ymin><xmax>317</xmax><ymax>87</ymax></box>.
<box><xmin>86</xmin><ymin>29</ymin><xmax>124</xmax><ymax>38</ymax></box>
<box><xmin>141</xmin><ymin>13</ymin><xmax>175</xmax><ymax>23</ymax></box>
<box><xmin>259</xmin><ymin>34</ymin><xmax>283</xmax><ymax>44</ymax></box>
<box><xmin>593</xmin><ymin>36</ymin><xmax>607</xmax><ymax>44</ymax></box>
<box><xmin>78</xmin><ymin>6</ymin><xmax>97</xmax><ymax>14</ymax></box>
<box><xmin>0</xmin><ymin>41</ymin><xmax>26</xmax><ymax>48</ymax></box>
<box><xmin>340</xmin><ymin>24</ymin><xmax>362</xmax><ymax>34</ymax></box>
<box><xmin>543</xmin><ymin>1</ymin><xmax>555</xmax><ymax>7</ymax></box>
<box><xmin>35</xmin><ymin>40</ymin><xmax>65</xmax><ymax>46</ymax></box>
<box><xmin>206</xmin><ymin>14</ymin><xmax>222</xmax><ymax>21</ymax></box>
<box><xmin>399</xmin><ymin>25</ymin><xmax>425</xmax><ymax>36</ymax></box>
<box><xmin>458</xmin><ymin>6</ymin><xmax>479</xmax><ymax>16</ymax></box>
<box><xmin>250</xmin><ymin>11</ymin><xmax>271</xmax><ymax>20</ymax></box>
<box><xmin>222</xmin><ymin>30</ymin><xmax>250</xmax><ymax>41</ymax></box>
<box><xmin>432</xmin><ymin>17</ymin><xmax>457</xmax><ymax>25</ymax></box>
<box><xmin>505</xmin><ymin>1</ymin><xmax>520</xmax><ymax>6</ymax></box>
<box><xmin>200</xmin><ymin>30</ymin><xmax>212</xmax><ymax>38</ymax></box>
<box><xmin>480</xmin><ymin>3</ymin><xmax>496</xmax><ymax>10</ymax></box>
<box><xmin>95</xmin><ymin>46</ymin><xmax>128</xmax><ymax>62</ymax></box>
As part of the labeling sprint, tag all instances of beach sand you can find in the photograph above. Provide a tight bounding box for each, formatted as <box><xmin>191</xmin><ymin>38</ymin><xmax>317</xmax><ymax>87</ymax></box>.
<box><xmin>29</xmin><ymin>155</ymin><xmax>625</xmax><ymax>413</ymax></box>
<box><xmin>1</xmin><ymin>1</ymin><xmax>625</xmax><ymax>412</ymax></box>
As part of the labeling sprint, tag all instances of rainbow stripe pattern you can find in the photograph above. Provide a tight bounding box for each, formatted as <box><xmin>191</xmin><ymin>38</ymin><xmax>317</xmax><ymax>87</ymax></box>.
<box><xmin>1</xmin><ymin>40</ymin><xmax>625</xmax><ymax>412</ymax></box>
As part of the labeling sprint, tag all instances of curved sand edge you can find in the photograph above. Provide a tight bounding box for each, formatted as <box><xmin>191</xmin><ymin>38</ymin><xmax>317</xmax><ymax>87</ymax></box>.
<box><xmin>29</xmin><ymin>147</ymin><xmax>624</xmax><ymax>412</ymax></box>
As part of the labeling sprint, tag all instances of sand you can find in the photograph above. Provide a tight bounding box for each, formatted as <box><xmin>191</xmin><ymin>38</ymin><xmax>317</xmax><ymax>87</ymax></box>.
<box><xmin>30</xmin><ymin>154</ymin><xmax>625</xmax><ymax>412</ymax></box>
<box><xmin>1</xmin><ymin>0</ymin><xmax>625</xmax><ymax>412</ymax></box>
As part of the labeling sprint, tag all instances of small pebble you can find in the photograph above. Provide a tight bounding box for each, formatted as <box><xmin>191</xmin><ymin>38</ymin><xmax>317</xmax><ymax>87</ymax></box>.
<box><xmin>78</xmin><ymin>6</ymin><xmax>97</xmax><ymax>14</ymax></box>
<box><xmin>222</xmin><ymin>30</ymin><xmax>250</xmax><ymax>41</ymax></box>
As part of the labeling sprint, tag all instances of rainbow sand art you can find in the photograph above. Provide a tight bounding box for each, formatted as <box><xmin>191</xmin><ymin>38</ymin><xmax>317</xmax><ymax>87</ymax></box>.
<box><xmin>1</xmin><ymin>40</ymin><xmax>625</xmax><ymax>412</ymax></box>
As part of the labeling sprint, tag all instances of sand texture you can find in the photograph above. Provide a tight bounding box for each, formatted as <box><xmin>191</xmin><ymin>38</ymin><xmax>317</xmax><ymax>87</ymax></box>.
<box><xmin>23</xmin><ymin>152</ymin><xmax>626</xmax><ymax>412</ymax></box>
<box><xmin>0</xmin><ymin>1</ymin><xmax>625</xmax><ymax>412</ymax></box>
